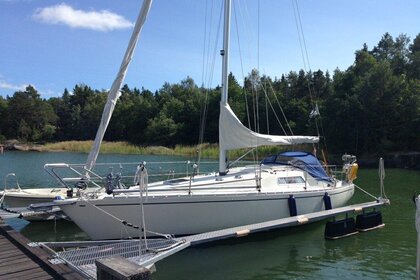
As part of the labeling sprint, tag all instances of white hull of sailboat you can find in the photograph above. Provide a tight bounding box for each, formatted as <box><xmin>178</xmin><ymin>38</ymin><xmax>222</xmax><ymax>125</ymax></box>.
<box><xmin>58</xmin><ymin>184</ymin><xmax>354</xmax><ymax>240</ymax></box>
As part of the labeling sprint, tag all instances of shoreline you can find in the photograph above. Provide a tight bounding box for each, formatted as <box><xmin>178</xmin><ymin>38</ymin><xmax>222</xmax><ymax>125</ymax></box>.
<box><xmin>2</xmin><ymin>140</ymin><xmax>419</xmax><ymax>169</ymax></box>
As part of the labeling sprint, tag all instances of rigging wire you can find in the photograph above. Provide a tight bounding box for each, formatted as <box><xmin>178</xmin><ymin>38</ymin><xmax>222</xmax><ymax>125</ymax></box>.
<box><xmin>233</xmin><ymin>0</ymin><xmax>258</xmax><ymax>163</ymax></box>
<box><xmin>265</xmin><ymin>80</ymin><xmax>270</xmax><ymax>134</ymax></box>
<box><xmin>232</xmin><ymin>0</ymin><xmax>251</xmax><ymax>128</ymax></box>
<box><xmin>291</xmin><ymin>0</ymin><xmax>328</xmax><ymax>154</ymax></box>
<box><xmin>197</xmin><ymin>0</ymin><xmax>223</xmax><ymax>168</ymax></box>
<box><xmin>197</xmin><ymin>0</ymin><xmax>210</xmax><ymax>169</ymax></box>
<box><xmin>234</xmin><ymin>1</ymin><xmax>253</xmax><ymax>130</ymax></box>
<box><xmin>257</xmin><ymin>0</ymin><xmax>260</xmax><ymax>71</ymax></box>
<box><xmin>201</xmin><ymin>0</ymin><xmax>209</xmax><ymax>86</ymax></box>
<box><xmin>267</xmin><ymin>80</ymin><xmax>295</xmax><ymax>136</ymax></box>
<box><xmin>260</xmin><ymin>80</ymin><xmax>289</xmax><ymax>136</ymax></box>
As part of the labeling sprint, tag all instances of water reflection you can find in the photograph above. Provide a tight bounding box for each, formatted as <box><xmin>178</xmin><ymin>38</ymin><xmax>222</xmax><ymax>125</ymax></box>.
<box><xmin>19</xmin><ymin>219</ymin><xmax>89</xmax><ymax>242</ymax></box>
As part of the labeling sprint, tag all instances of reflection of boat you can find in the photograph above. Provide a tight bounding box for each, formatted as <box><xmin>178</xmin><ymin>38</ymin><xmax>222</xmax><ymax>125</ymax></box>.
<box><xmin>55</xmin><ymin>0</ymin><xmax>357</xmax><ymax>240</ymax></box>
<box><xmin>19</xmin><ymin>219</ymin><xmax>90</xmax><ymax>242</ymax></box>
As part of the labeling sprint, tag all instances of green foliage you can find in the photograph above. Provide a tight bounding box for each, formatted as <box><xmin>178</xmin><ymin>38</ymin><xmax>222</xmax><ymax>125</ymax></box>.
<box><xmin>0</xmin><ymin>32</ymin><xmax>418</xmax><ymax>157</ymax></box>
<box><xmin>145</xmin><ymin>113</ymin><xmax>180</xmax><ymax>146</ymax></box>
<box><xmin>5</xmin><ymin>85</ymin><xmax>57</xmax><ymax>142</ymax></box>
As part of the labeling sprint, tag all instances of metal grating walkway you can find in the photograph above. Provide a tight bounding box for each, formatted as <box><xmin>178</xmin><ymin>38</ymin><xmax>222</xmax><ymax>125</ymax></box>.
<box><xmin>53</xmin><ymin>238</ymin><xmax>189</xmax><ymax>279</ymax></box>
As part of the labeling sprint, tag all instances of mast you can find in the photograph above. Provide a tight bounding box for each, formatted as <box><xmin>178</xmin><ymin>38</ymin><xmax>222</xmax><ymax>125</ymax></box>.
<box><xmin>219</xmin><ymin>0</ymin><xmax>231</xmax><ymax>175</ymax></box>
<box><xmin>85</xmin><ymin>0</ymin><xmax>153</xmax><ymax>171</ymax></box>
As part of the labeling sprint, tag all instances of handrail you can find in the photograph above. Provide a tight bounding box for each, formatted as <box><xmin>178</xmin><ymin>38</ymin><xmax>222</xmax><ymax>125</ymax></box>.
<box><xmin>43</xmin><ymin>160</ymin><xmax>339</xmax><ymax>195</ymax></box>
<box><xmin>1</xmin><ymin>173</ymin><xmax>21</xmax><ymax>207</ymax></box>
<box><xmin>44</xmin><ymin>164</ymin><xmax>104</xmax><ymax>190</ymax></box>
<box><xmin>112</xmin><ymin>183</ymin><xmax>259</xmax><ymax>194</ymax></box>
<box><xmin>43</xmin><ymin>160</ymin><xmax>227</xmax><ymax>191</ymax></box>
<box><xmin>3</xmin><ymin>173</ymin><xmax>21</xmax><ymax>192</ymax></box>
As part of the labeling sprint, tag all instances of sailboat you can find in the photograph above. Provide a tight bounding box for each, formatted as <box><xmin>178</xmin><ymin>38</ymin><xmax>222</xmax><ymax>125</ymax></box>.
<box><xmin>55</xmin><ymin>0</ymin><xmax>357</xmax><ymax>240</ymax></box>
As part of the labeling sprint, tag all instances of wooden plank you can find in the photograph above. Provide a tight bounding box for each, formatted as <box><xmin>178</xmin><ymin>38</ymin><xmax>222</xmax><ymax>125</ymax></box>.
<box><xmin>0</xmin><ymin>248</ymin><xmax>21</xmax><ymax>257</ymax></box>
<box><xmin>0</xmin><ymin>221</ymin><xmax>86</xmax><ymax>280</ymax></box>
<box><xmin>0</xmin><ymin>253</ymin><xmax>24</xmax><ymax>264</ymax></box>
<box><xmin>0</xmin><ymin>238</ymin><xmax>13</xmax><ymax>245</ymax></box>
<box><xmin>0</xmin><ymin>267</ymin><xmax>53</xmax><ymax>280</ymax></box>
<box><xmin>0</xmin><ymin>245</ymin><xmax>24</xmax><ymax>254</ymax></box>
<box><xmin>0</xmin><ymin>250</ymin><xmax>21</xmax><ymax>258</ymax></box>
<box><xmin>0</xmin><ymin>241</ymin><xmax>16</xmax><ymax>249</ymax></box>
<box><xmin>0</xmin><ymin>256</ymin><xmax>32</xmax><ymax>267</ymax></box>
<box><xmin>96</xmin><ymin>256</ymin><xmax>151</xmax><ymax>280</ymax></box>
<box><xmin>0</xmin><ymin>261</ymin><xmax>41</xmax><ymax>276</ymax></box>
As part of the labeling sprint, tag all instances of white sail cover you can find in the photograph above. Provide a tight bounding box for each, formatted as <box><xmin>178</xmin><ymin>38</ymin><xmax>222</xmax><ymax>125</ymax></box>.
<box><xmin>219</xmin><ymin>103</ymin><xmax>319</xmax><ymax>151</ymax></box>
<box><xmin>85</xmin><ymin>0</ymin><xmax>153</xmax><ymax>171</ymax></box>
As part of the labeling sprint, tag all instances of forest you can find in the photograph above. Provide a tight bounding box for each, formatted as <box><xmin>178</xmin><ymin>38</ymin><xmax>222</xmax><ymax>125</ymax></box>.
<box><xmin>0</xmin><ymin>32</ymin><xmax>419</xmax><ymax>156</ymax></box>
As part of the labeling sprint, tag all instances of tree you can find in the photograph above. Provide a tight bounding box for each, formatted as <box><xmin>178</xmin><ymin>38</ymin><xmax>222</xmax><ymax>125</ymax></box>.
<box><xmin>371</xmin><ymin>33</ymin><xmax>410</xmax><ymax>75</ymax></box>
<box><xmin>144</xmin><ymin>113</ymin><xmax>179</xmax><ymax>146</ymax></box>
<box><xmin>0</xmin><ymin>96</ymin><xmax>7</xmax><ymax>140</ymax></box>
<box><xmin>408</xmin><ymin>34</ymin><xmax>420</xmax><ymax>79</ymax></box>
<box><xmin>6</xmin><ymin>85</ymin><xmax>57</xmax><ymax>141</ymax></box>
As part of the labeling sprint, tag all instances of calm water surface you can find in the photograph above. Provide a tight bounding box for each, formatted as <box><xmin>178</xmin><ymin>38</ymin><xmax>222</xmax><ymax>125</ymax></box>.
<box><xmin>1</xmin><ymin>151</ymin><xmax>419</xmax><ymax>279</ymax></box>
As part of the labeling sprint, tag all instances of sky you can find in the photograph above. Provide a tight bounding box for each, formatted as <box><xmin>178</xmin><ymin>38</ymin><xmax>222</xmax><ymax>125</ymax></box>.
<box><xmin>0</xmin><ymin>0</ymin><xmax>419</xmax><ymax>98</ymax></box>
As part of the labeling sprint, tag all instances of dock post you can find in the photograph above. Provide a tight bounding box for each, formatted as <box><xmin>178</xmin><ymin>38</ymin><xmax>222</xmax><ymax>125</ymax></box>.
<box><xmin>96</xmin><ymin>256</ymin><xmax>151</xmax><ymax>280</ymax></box>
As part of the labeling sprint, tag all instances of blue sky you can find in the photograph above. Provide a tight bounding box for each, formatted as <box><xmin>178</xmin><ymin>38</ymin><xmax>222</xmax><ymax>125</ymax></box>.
<box><xmin>0</xmin><ymin>0</ymin><xmax>419</xmax><ymax>98</ymax></box>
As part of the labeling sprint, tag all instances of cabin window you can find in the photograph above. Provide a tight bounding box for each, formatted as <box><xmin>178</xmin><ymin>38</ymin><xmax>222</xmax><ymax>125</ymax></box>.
<box><xmin>277</xmin><ymin>176</ymin><xmax>305</xmax><ymax>185</ymax></box>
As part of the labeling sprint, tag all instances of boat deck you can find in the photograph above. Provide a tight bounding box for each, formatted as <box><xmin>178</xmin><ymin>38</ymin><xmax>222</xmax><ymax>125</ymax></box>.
<box><xmin>41</xmin><ymin>199</ymin><xmax>387</xmax><ymax>279</ymax></box>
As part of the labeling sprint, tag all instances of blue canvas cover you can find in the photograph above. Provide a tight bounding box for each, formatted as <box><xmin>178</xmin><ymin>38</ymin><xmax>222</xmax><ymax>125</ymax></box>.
<box><xmin>261</xmin><ymin>151</ymin><xmax>331</xmax><ymax>182</ymax></box>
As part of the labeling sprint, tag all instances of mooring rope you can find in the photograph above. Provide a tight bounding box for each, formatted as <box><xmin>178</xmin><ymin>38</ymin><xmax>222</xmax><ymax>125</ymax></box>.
<box><xmin>354</xmin><ymin>183</ymin><xmax>378</xmax><ymax>201</ymax></box>
<box><xmin>79</xmin><ymin>164</ymin><xmax>177</xmax><ymax>244</ymax></box>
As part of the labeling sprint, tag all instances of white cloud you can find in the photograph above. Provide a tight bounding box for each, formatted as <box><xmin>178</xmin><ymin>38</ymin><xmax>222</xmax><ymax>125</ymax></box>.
<box><xmin>33</xmin><ymin>3</ymin><xmax>133</xmax><ymax>32</ymax></box>
<box><xmin>0</xmin><ymin>80</ymin><xmax>28</xmax><ymax>91</ymax></box>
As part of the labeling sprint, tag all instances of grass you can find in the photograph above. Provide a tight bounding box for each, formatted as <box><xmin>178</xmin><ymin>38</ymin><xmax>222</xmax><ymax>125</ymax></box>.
<box><xmin>41</xmin><ymin>140</ymin><xmax>313</xmax><ymax>159</ymax></box>
<box><xmin>42</xmin><ymin>141</ymin><xmax>170</xmax><ymax>155</ymax></box>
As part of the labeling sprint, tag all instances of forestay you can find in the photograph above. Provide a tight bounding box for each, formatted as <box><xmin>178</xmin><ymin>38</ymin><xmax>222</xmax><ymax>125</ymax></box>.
<box><xmin>219</xmin><ymin>103</ymin><xmax>319</xmax><ymax>151</ymax></box>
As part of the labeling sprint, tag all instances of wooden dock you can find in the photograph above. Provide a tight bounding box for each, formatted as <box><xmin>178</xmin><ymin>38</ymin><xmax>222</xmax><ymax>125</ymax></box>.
<box><xmin>0</xmin><ymin>219</ymin><xmax>84</xmax><ymax>280</ymax></box>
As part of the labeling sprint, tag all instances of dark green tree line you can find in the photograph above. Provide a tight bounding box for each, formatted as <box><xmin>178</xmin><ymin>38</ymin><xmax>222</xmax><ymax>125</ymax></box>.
<box><xmin>0</xmin><ymin>32</ymin><xmax>418</xmax><ymax>156</ymax></box>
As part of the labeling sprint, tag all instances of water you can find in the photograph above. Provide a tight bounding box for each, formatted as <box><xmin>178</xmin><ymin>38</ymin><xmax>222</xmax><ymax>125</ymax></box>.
<box><xmin>1</xmin><ymin>151</ymin><xmax>419</xmax><ymax>279</ymax></box>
